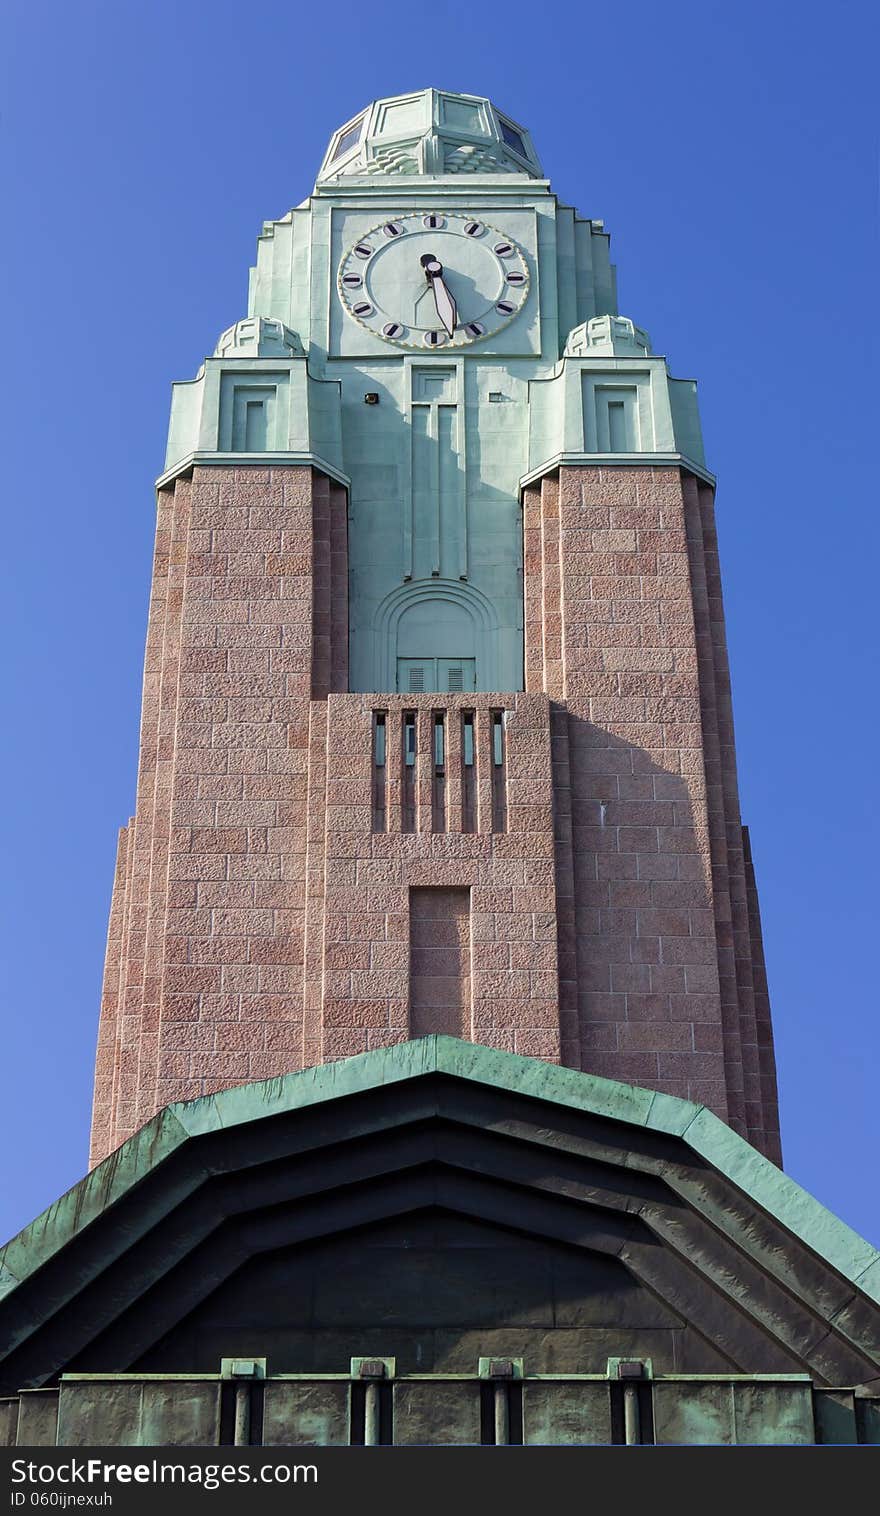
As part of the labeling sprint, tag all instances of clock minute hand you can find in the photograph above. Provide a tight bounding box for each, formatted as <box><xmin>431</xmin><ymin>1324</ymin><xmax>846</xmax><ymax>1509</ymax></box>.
<box><xmin>420</xmin><ymin>253</ymin><xmax>457</xmax><ymax>337</ymax></box>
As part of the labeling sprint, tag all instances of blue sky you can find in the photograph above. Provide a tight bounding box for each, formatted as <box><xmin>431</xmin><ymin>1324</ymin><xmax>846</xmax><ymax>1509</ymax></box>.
<box><xmin>1</xmin><ymin>0</ymin><xmax>877</xmax><ymax>1247</ymax></box>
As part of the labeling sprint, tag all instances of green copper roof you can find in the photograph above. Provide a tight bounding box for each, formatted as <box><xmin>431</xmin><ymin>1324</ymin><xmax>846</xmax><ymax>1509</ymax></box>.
<box><xmin>0</xmin><ymin>1038</ymin><xmax>879</xmax><ymax>1392</ymax></box>
<box><xmin>317</xmin><ymin>89</ymin><xmax>543</xmax><ymax>183</ymax></box>
<box><xmin>3</xmin><ymin>1036</ymin><xmax>879</xmax><ymax>1303</ymax></box>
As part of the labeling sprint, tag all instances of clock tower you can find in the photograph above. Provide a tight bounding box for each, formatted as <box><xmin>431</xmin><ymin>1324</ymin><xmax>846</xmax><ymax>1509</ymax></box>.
<box><xmin>4</xmin><ymin>87</ymin><xmax>880</xmax><ymax>1452</ymax></box>
<box><xmin>90</xmin><ymin>88</ymin><xmax>781</xmax><ymax>1168</ymax></box>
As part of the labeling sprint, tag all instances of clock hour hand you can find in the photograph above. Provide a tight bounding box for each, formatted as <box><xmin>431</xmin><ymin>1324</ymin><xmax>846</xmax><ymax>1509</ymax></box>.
<box><xmin>420</xmin><ymin>253</ymin><xmax>457</xmax><ymax>337</ymax></box>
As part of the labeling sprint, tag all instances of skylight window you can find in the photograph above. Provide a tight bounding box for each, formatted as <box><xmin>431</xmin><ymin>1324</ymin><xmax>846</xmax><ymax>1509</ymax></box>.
<box><xmin>498</xmin><ymin>119</ymin><xmax>527</xmax><ymax>158</ymax></box>
<box><xmin>332</xmin><ymin>116</ymin><xmax>364</xmax><ymax>162</ymax></box>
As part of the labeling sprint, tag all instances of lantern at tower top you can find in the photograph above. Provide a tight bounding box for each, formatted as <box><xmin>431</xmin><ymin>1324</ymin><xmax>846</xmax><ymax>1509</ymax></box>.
<box><xmin>316</xmin><ymin>88</ymin><xmax>544</xmax><ymax>183</ymax></box>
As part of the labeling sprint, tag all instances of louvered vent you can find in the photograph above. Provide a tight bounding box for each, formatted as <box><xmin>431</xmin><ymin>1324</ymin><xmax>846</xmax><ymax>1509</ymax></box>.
<box><xmin>446</xmin><ymin>666</ymin><xmax>464</xmax><ymax>692</ymax></box>
<box><xmin>408</xmin><ymin>665</ymin><xmax>425</xmax><ymax>692</ymax></box>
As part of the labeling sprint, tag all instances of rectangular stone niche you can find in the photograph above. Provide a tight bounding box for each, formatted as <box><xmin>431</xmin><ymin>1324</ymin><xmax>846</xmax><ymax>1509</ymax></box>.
<box><xmin>409</xmin><ymin>887</ymin><xmax>471</xmax><ymax>1038</ymax></box>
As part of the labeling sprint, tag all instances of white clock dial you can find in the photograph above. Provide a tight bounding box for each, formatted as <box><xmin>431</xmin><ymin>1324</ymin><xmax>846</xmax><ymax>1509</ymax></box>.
<box><xmin>337</xmin><ymin>214</ymin><xmax>530</xmax><ymax>347</ymax></box>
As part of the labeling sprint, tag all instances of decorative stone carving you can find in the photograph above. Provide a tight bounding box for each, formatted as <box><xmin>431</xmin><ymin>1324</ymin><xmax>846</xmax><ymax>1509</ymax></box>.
<box><xmin>443</xmin><ymin>142</ymin><xmax>511</xmax><ymax>174</ymax></box>
<box><xmin>365</xmin><ymin>140</ymin><xmax>421</xmax><ymax>175</ymax></box>
<box><xmin>213</xmin><ymin>316</ymin><xmax>304</xmax><ymax>359</ymax></box>
<box><xmin>564</xmin><ymin>315</ymin><xmax>652</xmax><ymax>357</ymax></box>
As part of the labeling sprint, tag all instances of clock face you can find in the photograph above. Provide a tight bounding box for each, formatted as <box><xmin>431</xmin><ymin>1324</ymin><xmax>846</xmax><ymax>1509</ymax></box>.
<box><xmin>337</xmin><ymin>213</ymin><xmax>530</xmax><ymax>348</ymax></box>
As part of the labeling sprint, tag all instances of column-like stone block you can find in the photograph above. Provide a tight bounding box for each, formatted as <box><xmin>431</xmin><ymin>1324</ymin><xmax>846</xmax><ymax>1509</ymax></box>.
<box><xmin>523</xmin><ymin>464</ymin><xmax>780</xmax><ymax>1155</ymax></box>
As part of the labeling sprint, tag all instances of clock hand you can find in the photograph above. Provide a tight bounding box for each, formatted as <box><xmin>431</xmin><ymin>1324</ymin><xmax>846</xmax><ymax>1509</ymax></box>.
<box><xmin>420</xmin><ymin>252</ymin><xmax>457</xmax><ymax>337</ymax></box>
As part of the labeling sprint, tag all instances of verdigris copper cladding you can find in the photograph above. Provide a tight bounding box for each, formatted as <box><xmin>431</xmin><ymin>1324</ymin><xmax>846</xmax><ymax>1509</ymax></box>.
<box><xmin>4</xmin><ymin>1040</ymin><xmax>879</xmax><ymax>1421</ymax></box>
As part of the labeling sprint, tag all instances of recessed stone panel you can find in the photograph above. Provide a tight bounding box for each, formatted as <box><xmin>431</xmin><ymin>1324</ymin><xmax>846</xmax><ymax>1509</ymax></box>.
<box><xmin>262</xmin><ymin>1381</ymin><xmax>349</xmax><ymax>1446</ymax></box>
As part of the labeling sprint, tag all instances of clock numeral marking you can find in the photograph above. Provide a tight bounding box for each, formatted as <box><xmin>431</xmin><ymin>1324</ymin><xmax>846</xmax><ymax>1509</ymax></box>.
<box><xmin>464</xmin><ymin>221</ymin><xmax>484</xmax><ymax>237</ymax></box>
<box><xmin>496</xmin><ymin>300</ymin><xmax>516</xmax><ymax>315</ymax></box>
<box><xmin>342</xmin><ymin>273</ymin><xmax>362</xmax><ymax>288</ymax></box>
<box><xmin>383</xmin><ymin>221</ymin><xmax>404</xmax><ymax>237</ymax></box>
<box><xmin>383</xmin><ymin>322</ymin><xmax>405</xmax><ymax>339</ymax></box>
<box><xmin>424</xmin><ymin>329</ymin><xmax>447</xmax><ymax>346</ymax></box>
<box><xmin>465</xmin><ymin>322</ymin><xmax>485</xmax><ymax>338</ymax></box>
<box><xmin>354</xmin><ymin>242</ymin><xmax>373</xmax><ymax>259</ymax></box>
<box><xmin>506</xmin><ymin>271</ymin><xmax>526</xmax><ymax>286</ymax></box>
<box><xmin>494</xmin><ymin>241</ymin><xmax>514</xmax><ymax>257</ymax></box>
<box><xmin>352</xmin><ymin>301</ymin><xmax>374</xmax><ymax>317</ymax></box>
<box><xmin>423</xmin><ymin>213</ymin><xmax>444</xmax><ymax>229</ymax></box>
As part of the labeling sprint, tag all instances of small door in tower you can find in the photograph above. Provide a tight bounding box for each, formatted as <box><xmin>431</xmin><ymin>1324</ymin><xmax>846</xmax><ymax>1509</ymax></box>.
<box><xmin>397</xmin><ymin>658</ymin><xmax>476</xmax><ymax>694</ymax></box>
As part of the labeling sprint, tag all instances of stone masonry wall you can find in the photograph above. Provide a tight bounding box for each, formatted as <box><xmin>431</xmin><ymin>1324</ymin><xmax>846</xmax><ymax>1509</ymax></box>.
<box><xmin>522</xmin><ymin>464</ymin><xmax>780</xmax><ymax>1159</ymax></box>
<box><xmin>90</xmin><ymin>466</ymin><xmax>348</xmax><ymax>1163</ymax></box>
<box><xmin>92</xmin><ymin>461</ymin><xmax>780</xmax><ymax>1167</ymax></box>
<box><xmin>313</xmin><ymin>692</ymin><xmax>561</xmax><ymax>1064</ymax></box>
